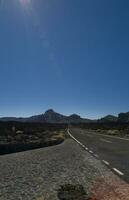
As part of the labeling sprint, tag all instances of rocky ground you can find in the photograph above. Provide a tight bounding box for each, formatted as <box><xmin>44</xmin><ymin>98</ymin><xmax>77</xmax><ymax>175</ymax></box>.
<box><xmin>0</xmin><ymin>138</ymin><xmax>129</xmax><ymax>200</ymax></box>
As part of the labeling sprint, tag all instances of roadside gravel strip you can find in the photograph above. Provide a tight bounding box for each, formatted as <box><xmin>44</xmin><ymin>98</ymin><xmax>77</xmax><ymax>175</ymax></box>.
<box><xmin>0</xmin><ymin>137</ymin><xmax>129</xmax><ymax>199</ymax></box>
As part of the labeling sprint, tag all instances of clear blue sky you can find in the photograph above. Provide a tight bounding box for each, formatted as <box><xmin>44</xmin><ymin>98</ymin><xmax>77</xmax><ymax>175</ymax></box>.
<box><xmin>0</xmin><ymin>0</ymin><xmax>129</xmax><ymax>119</ymax></box>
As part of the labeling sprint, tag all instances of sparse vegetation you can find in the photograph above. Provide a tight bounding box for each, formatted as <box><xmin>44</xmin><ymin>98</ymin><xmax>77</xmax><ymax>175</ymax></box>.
<box><xmin>57</xmin><ymin>184</ymin><xmax>88</xmax><ymax>200</ymax></box>
<box><xmin>0</xmin><ymin>122</ymin><xmax>67</xmax><ymax>155</ymax></box>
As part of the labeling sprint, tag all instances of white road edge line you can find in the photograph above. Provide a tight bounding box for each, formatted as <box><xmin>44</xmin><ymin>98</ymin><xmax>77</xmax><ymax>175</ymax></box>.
<box><xmin>113</xmin><ymin>168</ymin><xmax>124</xmax><ymax>176</ymax></box>
<box><xmin>102</xmin><ymin>160</ymin><xmax>109</xmax><ymax>166</ymax></box>
<box><xmin>67</xmin><ymin>129</ymin><xmax>91</xmax><ymax>151</ymax></box>
<box><xmin>67</xmin><ymin>129</ymin><xmax>84</xmax><ymax>146</ymax></box>
<box><xmin>68</xmin><ymin>129</ymin><xmax>125</xmax><ymax>177</ymax></box>
<box><xmin>68</xmin><ymin>129</ymin><xmax>96</xmax><ymax>157</ymax></box>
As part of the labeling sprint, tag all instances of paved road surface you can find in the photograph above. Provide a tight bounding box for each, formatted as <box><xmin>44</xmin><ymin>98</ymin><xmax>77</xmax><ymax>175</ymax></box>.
<box><xmin>1</xmin><ymin>137</ymin><xmax>129</xmax><ymax>199</ymax></box>
<box><xmin>69</xmin><ymin>128</ymin><xmax>129</xmax><ymax>183</ymax></box>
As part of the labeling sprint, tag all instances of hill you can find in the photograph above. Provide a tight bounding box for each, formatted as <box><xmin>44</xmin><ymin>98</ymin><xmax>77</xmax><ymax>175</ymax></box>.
<box><xmin>0</xmin><ymin>109</ymin><xmax>91</xmax><ymax>124</ymax></box>
<box><xmin>1</xmin><ymin>109</ymin><xmax>129</xmax><ymax>123</ymax></box>
<box><xmin>118</xmin><ymin>112</ymin><xmax>129</xmax><ymax>123</ymax></box>
<box><xmin>99</xmin><ymin>115</ymin><xmax>118</xmax><ymax>122</ymax></box>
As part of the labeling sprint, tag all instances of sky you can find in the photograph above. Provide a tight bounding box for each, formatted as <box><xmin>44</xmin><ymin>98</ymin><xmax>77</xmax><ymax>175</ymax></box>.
<box><xmin>0</xmin><ymin>0</ymin><xmax>129</xmax><ymax>119</ymax></box>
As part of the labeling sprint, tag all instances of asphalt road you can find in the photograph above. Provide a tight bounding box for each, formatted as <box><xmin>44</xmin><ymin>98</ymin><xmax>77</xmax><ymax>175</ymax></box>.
<box><xmin>2</xmin><ymin>139</ymin><xmax>128</xmax><ymax>200</ymax></box>
<box><xmin>69</xmin><ymin>127</ymin><xmax>129</xmax><ymax>183</ymax></box>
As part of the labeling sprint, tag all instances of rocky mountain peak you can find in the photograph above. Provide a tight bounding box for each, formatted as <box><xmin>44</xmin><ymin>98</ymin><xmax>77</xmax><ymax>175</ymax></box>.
<box><xmin>44</xmin><ymin>109</ymin><xmax>55</xmax><ymax>114</ymax></box>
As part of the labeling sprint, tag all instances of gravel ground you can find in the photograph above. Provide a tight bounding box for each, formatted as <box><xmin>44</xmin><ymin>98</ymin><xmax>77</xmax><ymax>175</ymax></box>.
<box><xmin>0</xmin><ymin>138</ymin><xmax>129</xmax><ymax>200</ymax></box>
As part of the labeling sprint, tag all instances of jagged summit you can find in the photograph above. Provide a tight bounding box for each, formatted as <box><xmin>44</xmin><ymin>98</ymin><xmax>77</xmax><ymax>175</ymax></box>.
<box><xmin>0</xmin><ymin>109</ymin><xmax>90</xmax><ymax>123</ymax></box>
<box><xmin>44</xmin><ymin>109</ymin><xmax>55</xmax><ymax>114</ymax></box>
<box><xmin>1</xmin><ymin>109</ymin><xmax>129</xmax><ymax>123</ymax></box>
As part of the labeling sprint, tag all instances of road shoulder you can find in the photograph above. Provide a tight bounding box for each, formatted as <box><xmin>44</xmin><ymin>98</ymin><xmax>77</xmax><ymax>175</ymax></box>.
<box><xmin>0</xmin><ymin>138</ymin><xmax>129</xmax><ymax>199</ymax></box>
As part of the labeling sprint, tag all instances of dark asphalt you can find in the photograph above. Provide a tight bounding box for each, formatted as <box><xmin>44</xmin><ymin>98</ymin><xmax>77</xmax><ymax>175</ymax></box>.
<box><xmin>69</xmin><ymin>127</ymin><xmax>129</xmax><ymax>183</ymax></box>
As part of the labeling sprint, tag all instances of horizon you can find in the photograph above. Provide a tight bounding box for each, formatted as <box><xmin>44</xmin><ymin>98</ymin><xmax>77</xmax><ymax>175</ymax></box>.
<box><xmin>1</xmin><ymin>0</ymin><xmax>129</xmax><ymax>118</ymax></box>
<box><xmin>0</xmin><ymin>108</ymin><xmax>126</xmax><ymax>120</ymax></box>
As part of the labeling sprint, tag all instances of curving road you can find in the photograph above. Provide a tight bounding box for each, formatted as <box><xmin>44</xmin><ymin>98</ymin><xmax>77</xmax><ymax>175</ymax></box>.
<box><xmin>69</xmin><ymin>127</ymin><xmax>129</xmax><ymax>183</ymax></box>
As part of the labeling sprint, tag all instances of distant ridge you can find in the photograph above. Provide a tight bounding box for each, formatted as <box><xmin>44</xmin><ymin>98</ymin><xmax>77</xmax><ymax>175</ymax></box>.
<box><xmin>118</xmin><ymin>112</ymin><xmax>129</xmax><ymax>123</ymax></box>
<box><xmin>99</xmin><ymin>112</ymin><xmax>129</xmax><ymax>123</ymax></box>
<box><xmin>99</xmin><ymin>115</ymin><xmax>118</xmax><ymax>122</ymax></box>
<box><xmin>0</xmin><ymin>109</ymin><xmax>129</xmax><ymax>123</ymax></box>
<box><xmin>0</xmin><ymin>109</ymin><xmax>91</xmax><ymax>123</ymax></box>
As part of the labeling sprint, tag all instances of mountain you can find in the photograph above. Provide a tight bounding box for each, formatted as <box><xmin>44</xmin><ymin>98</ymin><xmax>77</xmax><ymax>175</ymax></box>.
<box><xmin>99</xmin><ymin>112</ymin><xmax>129</xmax><ymax>123</ymax></box>
<box><xmin>44</xmin><ymin>109</ymin><xmax>66</xmax><ymax>123</ymax></box>
<box><xmin>67</xmin><ymin>114</ymin><xmax>91</xmax><ymax>123</ymax></box>
<box><xmin>1</xmin><ymin>109</ymin><xmax>129</xmax><ymax>123</ymax></box>
<box><xmin>0</xmin><ymin>109</ymin><xmax>91</xmax><ymax>123</ymax></box>
<box><xmin>99</xmin><ymin>115</ymin><xmax>118</xmax><ymax>122</ymax></box>
<box><xmin>118</xmin><ymin>112</ymin><xmax>129</xmax><ymax>122</ymax></box>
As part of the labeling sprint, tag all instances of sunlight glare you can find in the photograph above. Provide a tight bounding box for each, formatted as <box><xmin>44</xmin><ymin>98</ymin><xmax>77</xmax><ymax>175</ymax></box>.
<box><xmin>19</xmin><ymin>0</ymin><xmax>31</xmax><ymax>7</ymax></box>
